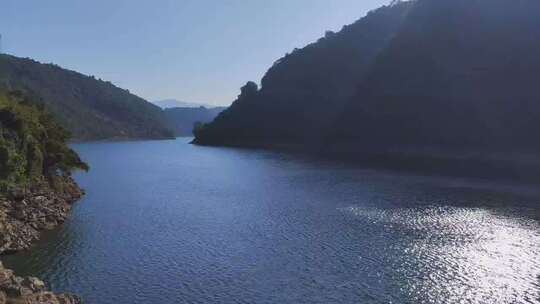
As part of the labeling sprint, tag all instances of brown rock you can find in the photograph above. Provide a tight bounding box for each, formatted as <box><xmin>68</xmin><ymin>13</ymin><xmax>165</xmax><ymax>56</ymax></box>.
<box><xmin>0</xmin><ymin>268</ymin><xmax>14</xmax><ymax>287</ymax></box>
<box><xmin>56</xmin><ymin>294</ymin><xmax>81</xmax><ymax>304</ymax></box>
<box><xmin>0</xmin><ymin>178</ymin><xmax>84</xmax><ymax>303</ymax></box>
<box><xmin>21</xmin><ymin>278</ymin><xmax>45</xmax><ymax>293</ymax></box>
<box><xmin>21</xmin><ymin>292</ymin><xmax>60</xmax><ymax>304</ymax></box>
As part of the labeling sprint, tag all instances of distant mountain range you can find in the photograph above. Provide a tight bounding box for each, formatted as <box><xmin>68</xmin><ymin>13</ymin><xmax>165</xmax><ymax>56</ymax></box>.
<box><xmin>153</xmin><ymin>99</ymin><xmax>215</xmax><ymax>109</ymax></box>
<box><xmin>164</xmin><ymin>106</ymin><xmax>226</xmax><ymax>137</ymax></box>
<box><xmin>193</xmin><ymin>0</ymin><xmax>540</xmax><ymax>180</ymax></box>
<box><xmin>0</xmin><ymin>54</ymin><xmax>174</xmax><ymax>141</ymax></box>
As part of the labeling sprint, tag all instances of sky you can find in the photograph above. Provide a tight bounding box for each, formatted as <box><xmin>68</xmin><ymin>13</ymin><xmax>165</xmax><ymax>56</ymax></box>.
<box><xmin>2</xmin><ymin>0</ymin><xmax>389</xmax><ymax>106</ymax></box>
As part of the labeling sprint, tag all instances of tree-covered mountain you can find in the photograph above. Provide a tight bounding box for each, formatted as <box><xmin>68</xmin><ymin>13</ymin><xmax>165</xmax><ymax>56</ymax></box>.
<box><xmin>164</xmin><ymin>106</ymin><xmax>225</xmax><ymax>137</ymax></box>
<box><xmin>332</xmin><ymin>0</ymin><xmax>540</xmax><ymax>151</ymax></box>
<box><xmin>193</xmin><ymin>1</ymin><xmax>413</xmax><ymax>147</ymax></box>
<box><xmin>193</xmin><ymin>0</ymin><xmax>540</xmax><ymax>179</ymax></box>
<box><xmin>0</xmin><ymin>54</ymin><xmax>174</xmax><ymax>141</ymax></box>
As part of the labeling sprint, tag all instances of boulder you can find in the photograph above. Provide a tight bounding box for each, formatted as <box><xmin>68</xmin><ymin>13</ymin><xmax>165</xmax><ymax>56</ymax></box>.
<box><xmin>56</xmin><ymin>294</ymin><xmax>82</xmax><ymax>304</ymax></box>
<box><xmin>21</xmin><ymin>292</ymin><xmax>60</xmax><ymax>304</ymax></box>
<box><xmin>21</xmin><ymin>278</ymin><xmax>46</xmax><ymax>293</ymax></box>
<box><xmin>0</xmin><ymin>179</ymin><xmax>84</xmax><ymax>303</ymax></box>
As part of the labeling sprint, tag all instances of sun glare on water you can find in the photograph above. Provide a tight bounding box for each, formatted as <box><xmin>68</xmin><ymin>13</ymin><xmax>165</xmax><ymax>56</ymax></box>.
<box><xmin>344</xmin><ymin>206</ymin><xmax>540</xmax><ymax>304</ymax></box>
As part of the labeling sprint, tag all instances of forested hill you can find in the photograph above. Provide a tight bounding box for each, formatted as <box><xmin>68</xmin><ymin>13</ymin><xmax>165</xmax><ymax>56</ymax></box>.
<box><xmin>193</xmin><ymin>0</ymin><xmax>540</xmax><ymax>167</ymax></box>
<box><xmin>0</xmin><ymin>54</ymin><xmax>174</xmax><ymax>141</ymax></box>
<box><xmin>192</xmin><ymin>1</ymin><xmax>413</xmax><ymax>147</ymax></box>
<box><xmin>332</xmin><ymin>0</ymin><xmax>540</xmax><ymax>153</ymax></box>
<box><xmin>164</xmin><ymin>106</ymin><xmax>226</xmax><ymax>137</ymax></box>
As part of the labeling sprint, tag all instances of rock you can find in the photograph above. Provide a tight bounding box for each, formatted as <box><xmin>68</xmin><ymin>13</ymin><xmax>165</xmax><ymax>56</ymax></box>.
<box><xmin>0</xmin><ymin>180</ymin><xmax>79</xmax><ymax>254</ymax></box>
<box><xmin>56</xmin><ymin>294</ymin><xmax>82</xmax><ymax>304</ymax></box>
<box><xmin>21</xmin><ymin>292</ymin><xmax>60</xmax><ymax>304</ymax></box>
<box><xmin>0</xmin><ymin>177</ymin><xmax>84</xmax><ymax>303</ymax></box>
<box><xmin>21</xmin><ymin>278</ymin><xmax>45</xmax><ymax>293</ymax></box>
<box><xmin>0</xmin><ymin>268</ymin><xmax>14</xmax><ymax>287</ymax></box>
<box><xmin>0</xmin><ymin>264</ymin><xmax>79</xmax><ymax>303</ymax></box>
<box><xmin>31</xmin><ymin>197</ymin><xmax>47</xmax><ymax>205</ymax></box>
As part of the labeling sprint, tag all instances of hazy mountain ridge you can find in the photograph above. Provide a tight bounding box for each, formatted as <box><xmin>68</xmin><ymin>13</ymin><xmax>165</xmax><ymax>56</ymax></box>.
<box><xmin>153</xmin><ymin>99</ymin><xmax>215</xmax><ymax>109</ymax></box>
<box><xmin>0</xmin><ymin>54</ymin><xmax>174</xmax><ymax>141</ymax></box>
<box><xmin>164</xmin><ymin>106</ymin><xmax>226</xmax><ymax>137</ymax></box>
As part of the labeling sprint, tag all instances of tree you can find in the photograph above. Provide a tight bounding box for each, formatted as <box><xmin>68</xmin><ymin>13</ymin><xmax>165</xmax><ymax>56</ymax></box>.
<box><xmin>240</xmin><ymin>81</ymin><xmax>258</xmax><ymax>99</ymax></box>
<box><xmin>0</xmin><ymin>90</ymin><xmax>88</xmax><ymax>190</ymax></box>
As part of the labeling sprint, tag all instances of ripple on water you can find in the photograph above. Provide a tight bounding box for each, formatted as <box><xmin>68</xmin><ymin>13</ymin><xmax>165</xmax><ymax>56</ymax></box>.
<box><xmin>342</xmin><ymin>205</ymin><xmax>540</xmax><ymax>304</ymax></box>
<box><xmin>3</xmin><ymin>140</ymin><xmax>540</xmax><ymax>304</ymax></box>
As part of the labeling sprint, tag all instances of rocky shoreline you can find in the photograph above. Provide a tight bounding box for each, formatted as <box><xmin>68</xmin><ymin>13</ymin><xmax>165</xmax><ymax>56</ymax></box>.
<box><xmin>0</xmin><ymin>177</ymin><xmax>84</xmax><ymax>304</ymax></box>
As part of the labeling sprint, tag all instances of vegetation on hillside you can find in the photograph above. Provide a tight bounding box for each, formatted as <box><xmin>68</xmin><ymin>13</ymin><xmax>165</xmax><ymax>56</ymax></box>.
<box><xmin>0</xmin><ymin>90</ymin><xmax>88</xmax><ymax>191</ymax></box>
<box><xmin>333</xmin><ymin>0</ymin><xmax>540</xmax><ymax>152</ymax></box>
<box><xmin>0</xmin><ymin>54</ymin><xmax>174</xmax><ymax>141</ymax></box>
<box><xmin>194</xmin><ymin>0</ymin><xmax>540</xmax><ymax>154</ymax></box>
<box><xmin>192</xmin><ymin>2</ymin><xmax>413</xmax><ymax>146</ymax></box>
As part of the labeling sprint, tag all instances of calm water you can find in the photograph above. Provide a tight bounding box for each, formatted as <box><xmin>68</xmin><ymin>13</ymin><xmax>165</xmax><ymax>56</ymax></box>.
<box><xmin>3</xmin><ymin>138</ymin><xmax>540</xmax><ymax>304</ymax></box>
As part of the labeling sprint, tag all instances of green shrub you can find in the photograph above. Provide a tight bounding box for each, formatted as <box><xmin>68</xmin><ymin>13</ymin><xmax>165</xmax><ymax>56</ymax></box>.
<box><xmin>0</xmin><ymin>90</ymin><xmax>88</xmax><ymax>191</ymax></box>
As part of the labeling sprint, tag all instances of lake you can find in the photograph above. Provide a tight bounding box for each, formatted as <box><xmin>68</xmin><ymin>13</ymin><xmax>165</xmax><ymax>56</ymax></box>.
<box><xmin>3</xmin><ymin>138</ymin><xmax>540</xmax><ymax>304</ymax></box>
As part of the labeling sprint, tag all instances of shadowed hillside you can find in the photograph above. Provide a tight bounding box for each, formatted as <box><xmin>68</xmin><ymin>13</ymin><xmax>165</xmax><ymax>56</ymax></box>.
<box><xmin>332</xmin><ymin>0</ymin><xmax>540</xmax><ymax>151</ymax></box>
<box><xmin>0</xmin><ymin>54</ymin><xmax>174</xmax><ymax>141</ymax></box>
<box><xmin>325</xmin><ymin>0</ymin><xmax>540</xmax><ymax>179</ymax></box>
<box><xmin>193</xmin><ymin>0</ymin><xmax>540</xmax><ymax>180</ymax></box>
<box><xmin>193</xmin><ymin>1</ymin><xmax>413</xmax><ymax>147</ymax></box>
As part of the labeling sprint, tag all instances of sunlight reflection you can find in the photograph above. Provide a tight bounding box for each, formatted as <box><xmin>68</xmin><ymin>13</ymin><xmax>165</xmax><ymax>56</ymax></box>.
<box><xmin>343</xmin><ymin>206</ymin><xmax>540</xmax><ymax>304</ymax></box>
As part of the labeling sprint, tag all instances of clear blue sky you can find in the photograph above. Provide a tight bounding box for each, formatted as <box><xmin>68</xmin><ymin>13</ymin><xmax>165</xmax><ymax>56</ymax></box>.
<box><xmin>2</xmin><ymin>0</ymin><xmax>389</xmax><ymax>106</ymax></box>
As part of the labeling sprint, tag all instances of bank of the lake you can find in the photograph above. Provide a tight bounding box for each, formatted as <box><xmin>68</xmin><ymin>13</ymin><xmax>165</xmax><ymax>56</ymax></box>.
<box><xmin>0</xmin><ymin>178</ymin><xmax>84</xmax><ymax>304</ymax></box>
<box><xmin>4</xmin><ymin>138</ymin><xmax>540</xmax><ymax>304</ymax></box>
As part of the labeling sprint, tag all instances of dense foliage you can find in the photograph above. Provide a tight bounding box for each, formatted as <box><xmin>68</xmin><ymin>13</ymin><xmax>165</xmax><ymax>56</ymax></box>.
<box><xmin>192</xmin><ymin>2</ymin><xmax>413</xmax><ymax>146</ymax></box>
<box><xmin>164</xmin><ymin>106</ymin><xmax>225</xmax><ymax>137</ymax></box>
<box><xmin>0</xmin><ymin>54</ymin><xmax>174</xmax><ymax>141</ymax></box>
<box><xmin>0</xmin><ymin>90</ymin><xmax>88</xmax><ymax>190</ymax></box>
<box><xmin>194</xmin><ymin>0</ymin><xmax>540</xmax><ymax>155</ymax></box>
<box><xmin>333</xmin><ymin>0</ymin><xmax>540</xmax><ymax>152</ymax></box>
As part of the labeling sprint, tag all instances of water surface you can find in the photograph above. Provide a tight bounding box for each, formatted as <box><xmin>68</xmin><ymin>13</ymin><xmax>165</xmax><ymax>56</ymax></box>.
<box><xmin>3</xmin><ymin>138</ymin><xmax>540</xmax><ymax>304</ymax></box>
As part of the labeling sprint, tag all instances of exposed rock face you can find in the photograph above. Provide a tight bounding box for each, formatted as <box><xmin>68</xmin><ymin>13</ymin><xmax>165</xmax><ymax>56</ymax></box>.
<box><xmin>0</xmin><ymin>178</ymin><xmax>84</xmax><ymax>303</ymax></box>
<box><xmin>0</xmin><ymin>178</ymin><xmax>83</xmax><ymax>254</ymax></box>
<box><xmin>0</xmin><ymin>261</ymin><xmax>81</xmax><ymax>304</ymax></box>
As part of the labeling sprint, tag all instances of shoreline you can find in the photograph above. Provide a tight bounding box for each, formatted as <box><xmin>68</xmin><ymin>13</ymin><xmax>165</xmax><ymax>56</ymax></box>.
<box><xmin>191</xmin><ymin>140</ymin><xmax>540</xmax><ymax>183</ymax></box>
<box><xmin>68</xmin><ymin>136</ymin><xmax>176</xmax><ymax>145</ymax></box>
<box><xmin>0</xmin><ymin>178</ymin><xmax>84</xmax><ymax>304</ymax></box>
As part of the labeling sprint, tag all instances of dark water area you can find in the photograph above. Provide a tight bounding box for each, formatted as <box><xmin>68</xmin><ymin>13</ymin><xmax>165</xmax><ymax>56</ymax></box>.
<box><xmin>3</xmin><ymin>138</ymin><xmax>539</xmax><ymax>304</ymax></box>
